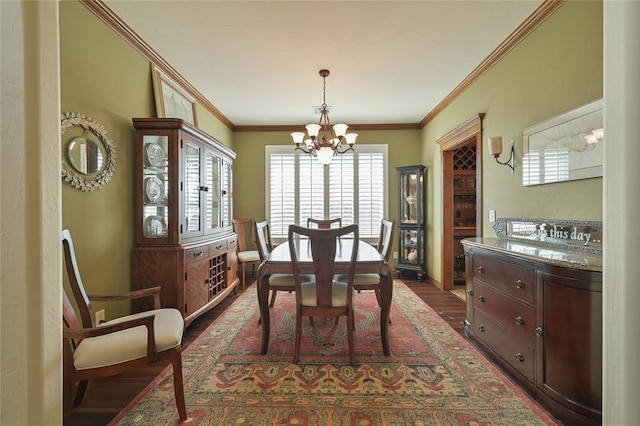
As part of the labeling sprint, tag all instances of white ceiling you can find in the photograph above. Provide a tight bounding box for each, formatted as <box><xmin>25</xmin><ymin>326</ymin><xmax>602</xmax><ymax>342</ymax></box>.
<box><xmin>104</xmin><ymin>1</ymin><xmax>544</xmax><ymax>127</ymax></box>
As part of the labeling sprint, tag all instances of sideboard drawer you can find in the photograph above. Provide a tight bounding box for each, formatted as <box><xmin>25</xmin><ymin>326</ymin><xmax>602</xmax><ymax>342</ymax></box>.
<box><xmin>473</xmin><ymin>281</ymin><xmax>535</xmax><ymax>344</ymax></box>
<box><xmin>473</xmin><ymin>309</ymin><xmax>534</xmax><ymax>382</ymax></box>
<box><xmin>472</xmin><ymin>253</ymin><xmax>535</xmax><ymax>304</ymax></box>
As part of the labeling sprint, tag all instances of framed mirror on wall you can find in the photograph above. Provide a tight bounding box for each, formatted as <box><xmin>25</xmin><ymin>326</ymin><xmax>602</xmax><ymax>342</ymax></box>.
<box><xmin>522</xmin><ymin>98</ymin><xmax>603</xmax><ymax>186</ymax></box>
<box><xmin>61</xmin><ymin>112</ymin><xmax>118</xmax><ymax>191</ymax></box>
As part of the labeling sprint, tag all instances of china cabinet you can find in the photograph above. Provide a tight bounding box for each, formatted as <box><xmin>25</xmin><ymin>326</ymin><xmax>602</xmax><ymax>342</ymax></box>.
<box><xmin>132</xmin><ymin>118</ymin><xmax>239</xmax><ymax>326</ymax></box>
<box><xmin>395</xmin><ymin>165</ymin><xmax>427</xmax><ymax>280</ymax></box>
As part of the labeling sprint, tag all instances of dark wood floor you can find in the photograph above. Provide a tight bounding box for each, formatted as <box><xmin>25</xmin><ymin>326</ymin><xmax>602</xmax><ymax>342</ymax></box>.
<box><xmin>67</xmin><ymin>276</ymin><xmax>466</xmax><ymax>425</ymax></box>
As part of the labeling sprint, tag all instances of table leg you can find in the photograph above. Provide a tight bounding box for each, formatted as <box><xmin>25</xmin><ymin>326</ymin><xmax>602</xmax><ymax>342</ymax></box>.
<box><xmin>379</xmin><ymin>265</ymin><xmax>393</xmax><ymax>356</ymax></box>
<box><xmin>257</xmin><ymin>270</ymin><xmax>270</xmax><ymax>354</ymax></box>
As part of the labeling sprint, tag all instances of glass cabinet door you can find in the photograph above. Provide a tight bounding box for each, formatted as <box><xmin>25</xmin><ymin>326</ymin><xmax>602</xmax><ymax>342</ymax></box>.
<box><xmin>221</xmin><ymin>160</ymin><xmax>232</xmax><ymax>228</ymax></box>
<box><xmin>396</xmin><ymin>164</ymin><xmax>427</xmax><ymax>280</ymax></box>
<box><xmin>183</xmin><ymin>140</ymin><xmax>202</xmax><ymax>236</ymax></box>
<box><xmin>400</xmin><ymin>170</ymin><xmax>420</xmax><ymax>224</ymax></box>
<box><xmin>203</xmin><ymin>149</ymin><xmax>221</xmax><ymax>234</ymax></box>
<box><xmin>142</xmin><ymin>135</ymin><xmax>169</xmax><ymax>239</ymax></box>
<box><xmin>398</xmin><ymin>228</ymin><xmax>424</xmax><ymax>265</ymax></box>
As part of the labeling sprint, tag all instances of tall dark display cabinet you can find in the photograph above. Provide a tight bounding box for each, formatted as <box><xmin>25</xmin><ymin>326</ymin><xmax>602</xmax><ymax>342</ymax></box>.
<box><xmin>396</xmin><ymin>165</ymin><xmax>427</xmax><ymax>281</ymax></box>
<box><xmin>132</xmin><ymin>118</ymin><xmax>239</xmax><ymax>327</ymax></box>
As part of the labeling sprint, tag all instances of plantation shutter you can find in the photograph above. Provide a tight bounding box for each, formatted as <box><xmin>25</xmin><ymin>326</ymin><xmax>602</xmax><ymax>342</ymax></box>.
<box><xmin>544</xmin><ymin>148</ymin><xmax>570</xmax><ymax>183</ymax></box>
<box><xmin>329</xmin><ymin>153</ymin><xmax>355</xmax><ymax>225</ymax></box>
<box><xmin>357</xmin><ymin>152</ymin><xmax>385</xmax><ymax>237</ymax></box>
<box><xmin>523</xmin><ymin>149</ymin><xmax>541</xmax><ymax>185</ymax></box>
<box><xmin>268</xmin><ymin>151</ymin><xmax>295</xmax><ymax>238</ymax></box>
<box><xmin>298</xmin><ymin>154</ymin><xmax>325</xmax><ymax>226</ymax></box>
<box><xmin>266</xmin><ymin>144</ymin><xmax>388</xmax><ymax>240</ymax></box>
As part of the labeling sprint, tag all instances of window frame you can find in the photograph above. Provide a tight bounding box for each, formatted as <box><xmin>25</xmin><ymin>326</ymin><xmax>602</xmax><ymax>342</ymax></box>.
<box><xmin>265</xmin><ymin>144</ymin><xmax>388</xmax><ymax>245</ymax></box>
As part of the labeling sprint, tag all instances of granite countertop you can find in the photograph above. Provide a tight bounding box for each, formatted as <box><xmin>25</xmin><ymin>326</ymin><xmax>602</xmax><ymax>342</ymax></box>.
<box><xmin>461</xmin><ymin>237</ymin><xmax>602</xmax><ymax>272</ymax></box>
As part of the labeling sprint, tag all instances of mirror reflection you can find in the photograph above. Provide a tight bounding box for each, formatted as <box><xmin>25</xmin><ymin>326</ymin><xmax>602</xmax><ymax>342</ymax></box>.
<box><xmin>68</xmin><ymin>136</ymin><xmax>105</xmax><ymax>175</ymax></box>
<box><xmin>522</xmin><ymin>99</ymin><xmax>603</xmax><ymax>186</ymax></box>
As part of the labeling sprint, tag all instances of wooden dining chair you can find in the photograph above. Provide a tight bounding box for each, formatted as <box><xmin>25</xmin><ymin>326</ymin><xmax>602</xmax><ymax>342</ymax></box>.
<box><xmin>233</xmin><ymin>218</ymin><xmax>261</xmax><ymax>288</ymax></box>
<box><xmin>288</xmin><ymin>224</ymin><xmax>359</xmax><ymax>364</ymax></box>
<box><xmin>336</xmin><ymin>219</ymin><xmax>395</xmax><ymax>319</ymax></box>
<box><xmin>61</xmin><ymin>229</ymin><xmax>186</xmax><ymax>424</ymax></box>
<box><xmin>306</xmin><ymin>217</ymin><xmax>342</xmax><ymax>229</ymax></box>
<box><xmin>255</xmin><ymin>220</ymin><xmax>311</xmax><ymax>309</ymax></box>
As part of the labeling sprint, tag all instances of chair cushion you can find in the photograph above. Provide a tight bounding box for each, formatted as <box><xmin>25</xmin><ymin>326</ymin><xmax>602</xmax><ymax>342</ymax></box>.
<box><xmin>300</xmin><ymin>281</ymin><xmax>352</xmax><ymax>307</ymax></box>
<box><xmin>238</xmin><ymin>250</ymin><xmax>260</xmax><ymax>262</ymax></box>
<box><xmin>269</xmin><ymin>274</ymin><xmax>313</xmax><ymax>288</ymax></box>
<box><xmin>73</xmin><ymin>308</ymin><xmax>184</xmax><ymax>370</ymax></box>
<box><xmin>335</xmin><ymin>273</ymin><xmax>381</xmax><ymax>286</ymax></box>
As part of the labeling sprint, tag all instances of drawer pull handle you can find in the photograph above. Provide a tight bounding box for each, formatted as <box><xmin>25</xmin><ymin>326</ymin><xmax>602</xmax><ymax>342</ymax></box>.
<box><xmin>515</xmin><ymin>279</ymin><xmax>524</xmax><ymax>289</ymax></box>
<box><xmin>216</xmin><ymin>245</ymin><xmax>223</xmax><ymax>250</ymax></box>
<box><xmin>535</xmin><ymin>327</ymin><xmax>544</xmax><ymax>337</ymax></box>
<box><xmin>515</xmin><ymin>316</ymin><xmax>525</xmax><ymax>326</ymax></box>
<box><xmin>515</xmin><ymin>353</ymin><xmax>525</xmax><ymax>362</ymax></box>
<box><xmin>193</xmin><ymin>251</ymin><xmax>204</xmax><ymax>258</ymax></box>
<box><xmin>467</xmin><ymin>290</ymin><xmax>474</xmax><ymax>296</ymax></box>
<box><xmin>478</xmin><ymin>325</ymin><xmax>485</xmax><ymax>332</ymax></box>
<box><xmin>477</xmin><ymin>266</ymin><xmax>485</xmax><ymax>274</ymax></box>
<box><xmin>478</xmin><ymin>295</ymin><xmax>485</xmax><ymax>303</ymax></box>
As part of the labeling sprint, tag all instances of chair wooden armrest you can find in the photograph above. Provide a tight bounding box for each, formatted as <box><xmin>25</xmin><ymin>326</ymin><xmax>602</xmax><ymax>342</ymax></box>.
<box><xmin>63</xmin><ymin>313</ymin><xmax>158</xmax><ymax>363</ymax></box>
<box><xmin>62</xmin><ymin>229</ymin><xmax>187</xmax><ymax>421</ymax></box>
<box><xmin>88</xmin><ymin>286</ymin><xmax>162</xmax><ymax>309</ymax></box>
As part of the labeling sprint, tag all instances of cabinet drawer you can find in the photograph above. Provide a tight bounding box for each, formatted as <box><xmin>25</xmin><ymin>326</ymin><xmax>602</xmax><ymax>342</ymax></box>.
<box><xmin>186</xmin><ymin>246</ymin><xmax>209</xmax><ymax>264</ymax></box>
<box><xmin>227</xmin><ymin>236</ymin><xmax>237</xmax><ymax>251</ymax></box>
<box><xmin>472</xmin><ymin>253</ymin><xmax>534</xmax><ymax>304</ymax></box>
<box><xmin>473</xmin><ymin>309</ymin><xmax>534</xmax><ymax>382</ymax></box>
<box><xmin>473</xmin><ymin>281</ymin><xmax>535</xmax><ymax>344</ymax></box>
<box><xmin>209</xmin><ymin>240</ymin><xmax>227</xmax><ymax>256</ymax></box>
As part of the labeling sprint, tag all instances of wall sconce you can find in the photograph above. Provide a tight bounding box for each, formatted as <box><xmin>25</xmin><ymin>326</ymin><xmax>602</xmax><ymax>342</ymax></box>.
<box><xmin>488</xmin><ymin>136</ymin><xmax>514</xmax><ymax>174</ymax></box>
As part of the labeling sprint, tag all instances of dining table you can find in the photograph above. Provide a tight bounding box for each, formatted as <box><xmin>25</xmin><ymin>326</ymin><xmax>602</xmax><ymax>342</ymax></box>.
<box><xmin>256</xmin><ymin>238</ymin><xmax>394</xmax><ymax>356</ymax></box>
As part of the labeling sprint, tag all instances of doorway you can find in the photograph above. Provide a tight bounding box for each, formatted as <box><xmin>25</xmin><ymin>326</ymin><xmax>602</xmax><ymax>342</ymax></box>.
<box><xmin>436</xmin><ymin>114</ymin><xmax>483</xmax><ymax>291</ymax></box>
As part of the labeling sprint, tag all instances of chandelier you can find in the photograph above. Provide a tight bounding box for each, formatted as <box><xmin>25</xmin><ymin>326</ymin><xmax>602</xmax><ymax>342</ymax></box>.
<box><xmin>291</xmin><ymin>69</ymin><xmax>357</xmax><ymax>165</ymax></box>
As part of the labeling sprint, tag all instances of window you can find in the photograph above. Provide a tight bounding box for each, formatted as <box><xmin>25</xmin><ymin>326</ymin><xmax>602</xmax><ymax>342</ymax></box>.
<box><xmin>266</xmin><ymin>145</ymin><xmax>388</xmax><ymax>240</ymax></box>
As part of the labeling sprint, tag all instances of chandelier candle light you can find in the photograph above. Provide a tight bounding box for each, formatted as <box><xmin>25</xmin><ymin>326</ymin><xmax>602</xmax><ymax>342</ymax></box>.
<box><xmin>291</xmin><ymin>69</ymin><xmax>357</xmax><ymax>165</ymax></box>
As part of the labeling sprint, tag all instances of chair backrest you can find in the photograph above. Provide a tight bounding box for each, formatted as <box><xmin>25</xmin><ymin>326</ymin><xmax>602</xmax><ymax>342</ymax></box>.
<box><xmin>62</xmin><ymin>229</ymin><xmax>95</xmax><ymax>329</ymax></box>
<box><xmin>254</xmin><ymin>220</ymin><xmax>273</xmax><ymax>261</ymax></box>
<box><xmin>288</xmin><ymin>224</ymin><xmax>359</xmax><ymax>308</ymax></box>
<box><xmin>377</xmin><ymin>219</ymin><xmax>396</xmax><ymax>262</ymax></box>
<box><xmin>233</xmin><ymin>218</ymin><xmax>256</xmax><ymax>252</ymax></box>
<box><xmin>306</xmin><ymin>217</ymin><xmax>342</xmax><ymax>229</ymax></box>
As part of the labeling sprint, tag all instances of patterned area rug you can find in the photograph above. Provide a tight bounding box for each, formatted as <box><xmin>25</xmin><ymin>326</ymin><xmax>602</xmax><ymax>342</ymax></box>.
<box><xmin>110</xmin><ymin>280</ymin><xmax>556</xmax><ymax>425</ymax></box>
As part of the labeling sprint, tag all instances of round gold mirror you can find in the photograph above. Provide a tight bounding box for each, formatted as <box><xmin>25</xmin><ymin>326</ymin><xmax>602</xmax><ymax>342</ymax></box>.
<box><xmin>61</xmin><ymin>112</ymin><xmax>117</xmax><ymax>191</ymax></box>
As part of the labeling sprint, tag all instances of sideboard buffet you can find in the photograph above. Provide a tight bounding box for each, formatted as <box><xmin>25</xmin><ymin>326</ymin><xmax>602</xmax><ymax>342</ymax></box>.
<box><xmin>132</xmin><ymin>118</ymin><xmax>239</xmax><ymax>326</ymax></box>
<box><xmin>462</xmin><ymin>218</ymin><xmax>602</xmax><ymax>425</ymax></box>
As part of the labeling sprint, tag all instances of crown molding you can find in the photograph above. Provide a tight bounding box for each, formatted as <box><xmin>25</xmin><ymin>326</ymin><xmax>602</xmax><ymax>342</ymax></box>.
<box><xmin>79</xmin><ymin>0</ymin><xmax>235</xmax><ymax>130</ymax></box>
<box><xmin>420</xmin><ymin>0</ymin><xmax>567</xmax><ymax>128</ymax></box>
<box><xmin>81</xmin><ymin>0</ymin><xmax>564</xmax><ymax>133</ymax></box>
<box><xmin>234</xmin><ymin>123</ymin><xmax>422</xmax><ymax>133</ymax></box>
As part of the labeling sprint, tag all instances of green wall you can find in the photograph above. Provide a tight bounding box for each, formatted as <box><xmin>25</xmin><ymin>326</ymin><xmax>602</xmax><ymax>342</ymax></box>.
<box><xmin>233</xmin><ymin>129</ymin><xmax>422</xmax><ymax>269</ymax></box>
<box><xmin>422</xmin><ymin>0</ymin><xmax>603</xmax><ymax>282</ymax></box>
<box><xmin>60</xmin><ymin>1</ymin><xmax>233</xmax><ymax>318</ymax></box>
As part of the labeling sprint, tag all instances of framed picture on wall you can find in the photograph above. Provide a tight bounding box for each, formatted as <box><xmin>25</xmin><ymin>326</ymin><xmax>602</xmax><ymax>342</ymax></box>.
<box><xmin>151</xmin><ymin>65</ymin><xmax>198</xmax><ymax>126</ymax></box>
